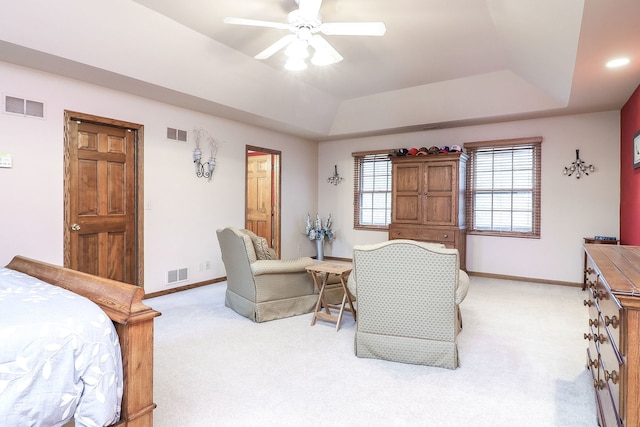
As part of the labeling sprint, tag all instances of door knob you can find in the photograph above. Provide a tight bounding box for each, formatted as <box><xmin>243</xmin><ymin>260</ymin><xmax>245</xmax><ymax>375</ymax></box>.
<box><xmin>71</xmin><ymin>223</ymin><xmax>81</xmax><ymax>231</ymax></box>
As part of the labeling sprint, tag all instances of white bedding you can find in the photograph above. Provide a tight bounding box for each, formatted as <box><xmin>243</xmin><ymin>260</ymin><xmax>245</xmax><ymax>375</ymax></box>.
<box><xmin>0</xmin><ymin>267</ymin><xmax>123</xmax><ymax>427</ymax></box>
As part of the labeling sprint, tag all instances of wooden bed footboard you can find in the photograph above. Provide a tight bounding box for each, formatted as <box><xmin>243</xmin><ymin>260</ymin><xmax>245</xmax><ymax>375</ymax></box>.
<box><xmin>5</xmin><ymin>256</ymin><xmax>161</xmax><ymax>427</ymax></box>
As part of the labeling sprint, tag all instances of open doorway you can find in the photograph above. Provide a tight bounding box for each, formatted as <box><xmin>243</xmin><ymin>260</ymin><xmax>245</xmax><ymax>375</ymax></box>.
<box><xmin>246</xmin><ymin>145</ymin><xmax>281</xmax><ymax>257</ymax></box>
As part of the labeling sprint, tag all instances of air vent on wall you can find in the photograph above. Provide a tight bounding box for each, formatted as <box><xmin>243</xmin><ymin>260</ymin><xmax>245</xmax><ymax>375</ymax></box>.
<box><xmin>4</xmin><ymin>95</ymin><xmax>45</xmax><ymax>118</ymax></box>
<box><xmin>167</xmin><ymin>127</ymin><xmax>188</xmax><ymax>142</ymax></box>
<box><xmin>167</xmin><ymin>268</ymin><xmax>189</xmax><ymax>285</ymax></box>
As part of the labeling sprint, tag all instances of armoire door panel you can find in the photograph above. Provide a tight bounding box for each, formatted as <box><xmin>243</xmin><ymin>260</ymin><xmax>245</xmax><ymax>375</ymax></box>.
<box><xmin>394</xmin><ymin>164</ymin><xmax>421</xmax><ymax>192</ymax></box>
<box><xmin>425</xmin><ymin>195</ymin><xmax>454</xmax><ymax>224</ymax></box>
<box><xmin>393</xmin><ymin>195</ymin><xmax>421</xmax><ymax>222</ymax></box>
<box><xmin>425</xmin><ymin>164</ymin><xmax>454</xmax><ymax>192</ymax></box>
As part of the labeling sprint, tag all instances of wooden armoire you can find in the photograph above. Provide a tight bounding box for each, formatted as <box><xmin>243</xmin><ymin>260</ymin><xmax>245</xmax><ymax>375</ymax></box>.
<box><xmin>388</xmin><ymin>152</ymin><xmax>467</xmax><ymax>270</ymax></box>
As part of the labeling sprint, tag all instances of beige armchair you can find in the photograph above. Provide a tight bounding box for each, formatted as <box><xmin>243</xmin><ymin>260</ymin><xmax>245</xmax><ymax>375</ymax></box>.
<box><xmin>350</xmin><ymin>239</ymin><xmax>469</xmax><ymax>369</ymax></box>
<box><xmin>216</xmin><ymin>227</ymin><xmax>319</xmax><ymax>322</ymax></box>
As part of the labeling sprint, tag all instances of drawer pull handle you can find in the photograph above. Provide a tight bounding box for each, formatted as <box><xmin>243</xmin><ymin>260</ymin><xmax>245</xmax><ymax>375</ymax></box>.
<box><xmin>604</xmin><ymin>315</ymin><xmax>619</xmax><ymax>329</ymax></box>
<box><xmin>584</xmin><ymin>333</ymin><xmax>593</xmax><ymax>341</ymax></box>
<box><xmin>443</xmin><ymin>234</ymin><xmax>448</xmax><ymax>238</ymax></box>
<box><xmin>588</xmin><ymin>359</ymin><xmax>599</xmax><ymax>369</ymax></box>
<box><xmin>589</xmin><ymin>319</ymin><xmax>599</xmax><ymax>328</ymax></box>
<box><xmin>604</xmin><ymin>370</ymin><xmax>619</xmax><ymax>384</ymax></box>
<box><xmin>585</xmin><ymin>267</ymin><xmax>595</xmax><ymax>275</ymax></box>
<box><xmin>594</xmin><ymin>379</ymin><xmax>606</xmax><ymax>390</ymax></box>
<box><xmin>586</xmin><ymin>280</ymin><xmax>596</xmax><ymax>289</ymax></box>
<box><xmin>593</xmin><ymin>334</ymin><xmax>606</xmax><ymax>343</ymax></box>
<box><xmin>583</xmin><ymin>300</ymin><xmax>593</xmax><ymax>307</ymax></box>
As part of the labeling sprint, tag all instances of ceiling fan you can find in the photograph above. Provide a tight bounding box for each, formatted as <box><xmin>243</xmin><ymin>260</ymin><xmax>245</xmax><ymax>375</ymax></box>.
<box><xmin>223</xmin><ymin>0</ymin><xmax>386</xmax><ymax>70</ymax></box>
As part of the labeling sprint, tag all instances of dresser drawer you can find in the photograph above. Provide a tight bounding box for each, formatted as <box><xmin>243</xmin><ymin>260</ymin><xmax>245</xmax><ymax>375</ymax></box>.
<box><xmin>602</xmin><ymin>311</ymin><xmax>622</xmax><ymax>357</ymax></box>
<box><xmin>595</xmin><ymin>281</ymin><xmax>623</xmax><ymax>354</ymax></box>
<box><xmin>595</xmin><ymin>383</ymin><xmax>623</xmax><ymax>427</ymax></box>
<box><xmin>585</xmin><ymin>321</ymin><xmax>599</xmax><ymax>364</ymax></box>
<box><xmin>585</xmin><ymin>287</ymin><xmax>600</xmax><ymax>336</ymax></box>
<box><xmin>587</xmin><ymin>347</ymin><xmax>599</xmax><ymax>381</ymax></box>
<box><xmin>599</xmin><ymin>338</ymin><xmax>622</xmax><ymax>416</ymax></box>
<box><xmin>389</xmin><ymin>224</ymin><xmax>456</xmax><ymax>243</ymax></box>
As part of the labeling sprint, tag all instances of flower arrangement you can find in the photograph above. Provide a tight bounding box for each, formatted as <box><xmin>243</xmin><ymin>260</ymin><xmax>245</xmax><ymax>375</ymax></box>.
<box><xmin>193</xmin><ymin>128</ymin><xmax>219</xmax><ymax>158</ymax></box>
<box><xmin>305</xmin><ymin>213</ymin><xmax>335</xmax><ymax>241</ymax></box>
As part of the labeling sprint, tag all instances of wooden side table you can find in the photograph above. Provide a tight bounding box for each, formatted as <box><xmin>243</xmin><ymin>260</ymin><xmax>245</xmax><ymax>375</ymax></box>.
<box><xmin>306</xmin><ymin>262</ymin><xmax>356</xmax><ymax>331</ymax></box>
<box><xmin>582</xmin><ymin>237</ymin><xmax>619</xmax><ymax>290</ymax></box>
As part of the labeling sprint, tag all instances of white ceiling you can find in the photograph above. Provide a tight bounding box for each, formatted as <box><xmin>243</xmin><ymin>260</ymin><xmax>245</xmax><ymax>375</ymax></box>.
<box><xmin>1</xmin><ymin>0</ymin><xmax>639</xmax><ymax>140</ymax></box>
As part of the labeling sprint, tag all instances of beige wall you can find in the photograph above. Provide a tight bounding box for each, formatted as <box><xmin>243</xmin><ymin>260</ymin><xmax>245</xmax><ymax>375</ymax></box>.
<box><xmin>0</xmin><ymin>59</ymin><xmax>621</xmax><ymax>289</ymax></box>
<box><xmin>0</xmin><ymin>61</ymin><xmax>319</xmax><ymax>294</ymax></box>
<box><xmin>319</xmin><ymin>111</ymin><xmax>620</xmax><ymax>283</ymax></box>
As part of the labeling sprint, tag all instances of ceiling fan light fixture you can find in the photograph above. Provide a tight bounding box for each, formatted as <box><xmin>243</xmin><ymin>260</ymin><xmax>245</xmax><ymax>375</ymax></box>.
<box><xmin>285</xmin><ymin>57</ymin><xmax>307</xmax><ymax>71</ymax></box>
<box><xmin>284</xmin><ymin>39</ymin><xmax>309</xmax><ymax>59</ymax></box>
<box><xmin>224</xmin><ymin>0</ymin><xmax>386</xmax><ymax>68</ymax></box>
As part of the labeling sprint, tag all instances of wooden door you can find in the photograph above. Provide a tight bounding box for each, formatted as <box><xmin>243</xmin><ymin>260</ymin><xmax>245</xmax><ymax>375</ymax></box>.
<box><xmin>246</xmin><ymin>154</ymin><xmax>273</xmax><ymax>246</ymax></box>
<box><xmin>64</xmin><ymin>112</ymin><xmax>141</xmax><ymax>285</ymax></box>
<box><xmin>423</xmin><ymin>161</ymin><xmax>457</xmax><ymax>226</ymax></box>
<box><xmin>245</xmin><ymin>146</ymin><xmax>281</xmax><ymax>256</ymax></box>
<box><xmin>391</xmin><ymin>161</ymin><xmax>422</xmax><ymax>223</ymax></box>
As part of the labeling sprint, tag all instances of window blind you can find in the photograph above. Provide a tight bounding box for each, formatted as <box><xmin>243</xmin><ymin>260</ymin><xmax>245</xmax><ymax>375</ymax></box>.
<box><xmin>464</xmin><ymin>137</ymin><xmax>542</xmax><ymax>238</ymax></box>
<box><xmin>353</xmin><ymin>151</ymin><xmax>392</xmax><ymax>229</ymax></box>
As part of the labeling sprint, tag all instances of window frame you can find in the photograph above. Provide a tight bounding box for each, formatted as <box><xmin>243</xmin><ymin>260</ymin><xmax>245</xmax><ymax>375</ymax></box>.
<box><xmin>464</xmin><ymin>137</ymin><xmax>542</xmax><ymax>239</ymax></box>
<box><xmin>352</xmin><ymin>150</ymin><xmax>392</xmax><ymax>230</ymax></box>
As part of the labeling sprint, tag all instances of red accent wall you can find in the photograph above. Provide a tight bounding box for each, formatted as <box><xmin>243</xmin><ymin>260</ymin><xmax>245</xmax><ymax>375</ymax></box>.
<box><xmin>620</xmin><ymin>84</ymin><xmax>640</xmax><ymax>245</ymax></box>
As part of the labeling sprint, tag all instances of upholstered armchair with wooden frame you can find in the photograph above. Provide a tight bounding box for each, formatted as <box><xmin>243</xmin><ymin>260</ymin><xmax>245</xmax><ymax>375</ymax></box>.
<box><xmin>350</xmin><ymin>239</ymin><xmax>469</xmax><ymax>369</ymax></box>
<box><xmin>217</xmin><ymin>227</ymin><xmax>342</xmax><ymax>322</ymax></box>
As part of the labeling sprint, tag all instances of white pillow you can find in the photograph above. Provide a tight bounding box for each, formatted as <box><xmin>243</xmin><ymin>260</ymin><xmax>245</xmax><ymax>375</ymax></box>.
<box><xmin>252</xmin><ymin>236</ymin><xmax>274</xmax><ymax>260</ymax></box>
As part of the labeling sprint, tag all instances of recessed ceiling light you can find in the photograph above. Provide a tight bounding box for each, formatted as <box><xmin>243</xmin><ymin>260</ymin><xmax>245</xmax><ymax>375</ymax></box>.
<box><xmin>606</xmin><ymin>57</ymin><xmax>630</xmax><ymax>68</ymax></box>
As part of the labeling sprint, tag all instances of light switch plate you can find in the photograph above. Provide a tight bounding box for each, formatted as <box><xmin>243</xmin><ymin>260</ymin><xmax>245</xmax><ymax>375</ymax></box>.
<box><xmin>0</xmin><ymin>154</ymin><xmax>12</xmax><ymax>168</ymax></box>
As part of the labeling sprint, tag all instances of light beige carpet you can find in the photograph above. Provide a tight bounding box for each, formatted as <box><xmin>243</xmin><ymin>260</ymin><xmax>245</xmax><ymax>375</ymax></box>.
<box><xmin>147</xmin><ymin>276</ymin><xmax>597</xmax><ymax>426</ymax></box>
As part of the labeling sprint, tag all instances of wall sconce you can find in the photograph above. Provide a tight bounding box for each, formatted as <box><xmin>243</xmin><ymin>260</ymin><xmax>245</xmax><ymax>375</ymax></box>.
<box><xmin>327</xmin><ymin>164</ymin><xmax>344</xmax><ymax>185</ymax></box>
<box><xmin>193</xmin><ymin>128</ymin><xmax>219</xmax><ymax>181</ymax></box>
<box><xmin>563</xmin><ymin>149</ymin><xmax>594</xmax><ymax>179</ymax></box>
<box><xmin>193</xmin><ymin>148</ymin><xmax>216</xmax><ymax>181</ymax></box>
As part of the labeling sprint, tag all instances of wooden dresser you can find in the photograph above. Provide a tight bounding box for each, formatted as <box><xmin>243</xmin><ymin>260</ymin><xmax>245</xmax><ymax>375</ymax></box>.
<box><xmin>582</xmin><ymin>237</ymin><xmax>619</xmax><ymax>289</ymax></box>
<box><xmin>389</xmin><ymin>152</ymin><xmax>467</xmax><ymax>270</ymax></box>
<box><xmin>583</xmin><ymin>244</ymin><xmax>640</xmax><ymax>427</ymax></box>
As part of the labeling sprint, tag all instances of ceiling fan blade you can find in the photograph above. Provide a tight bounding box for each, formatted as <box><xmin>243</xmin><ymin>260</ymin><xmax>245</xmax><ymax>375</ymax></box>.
<box><xmin>320</xmin><ymin>22</ymin><xmax>386</xmax><ymax>36</ymax></box>
<box><xmin>223</xmin><ymin>17</ymin><xmax>290</xmax><ymax>30</ymax></box>
<box><xmin>297</xmin><ymin>0</ymin><xmax>322</xmax><ymax>21</ymax></box>
<box><xmin>255</xmin><ymin>34</ymin><xmax>296</xmax><ymax>59</ymax></box>
<box><xmin>308</xmin><ymin>35</ymin><xmax>343</xmax><ymax>65</ymax></box>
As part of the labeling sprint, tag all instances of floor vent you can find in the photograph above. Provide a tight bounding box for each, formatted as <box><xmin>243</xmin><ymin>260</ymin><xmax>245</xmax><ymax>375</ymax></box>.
<box><xmin>167</xmin><ymin>268</ymin><xmax>189</xmax><ymax>284</ymax></box>
<box><xmin>4</xmin><ymin>95</ymin><xmax>45</xmax><ymax>118</ymax></box>
<box><xmin>167</xmin><ymin>127</ymin><xmax>188</xmax><ymax>142</ymax></box>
